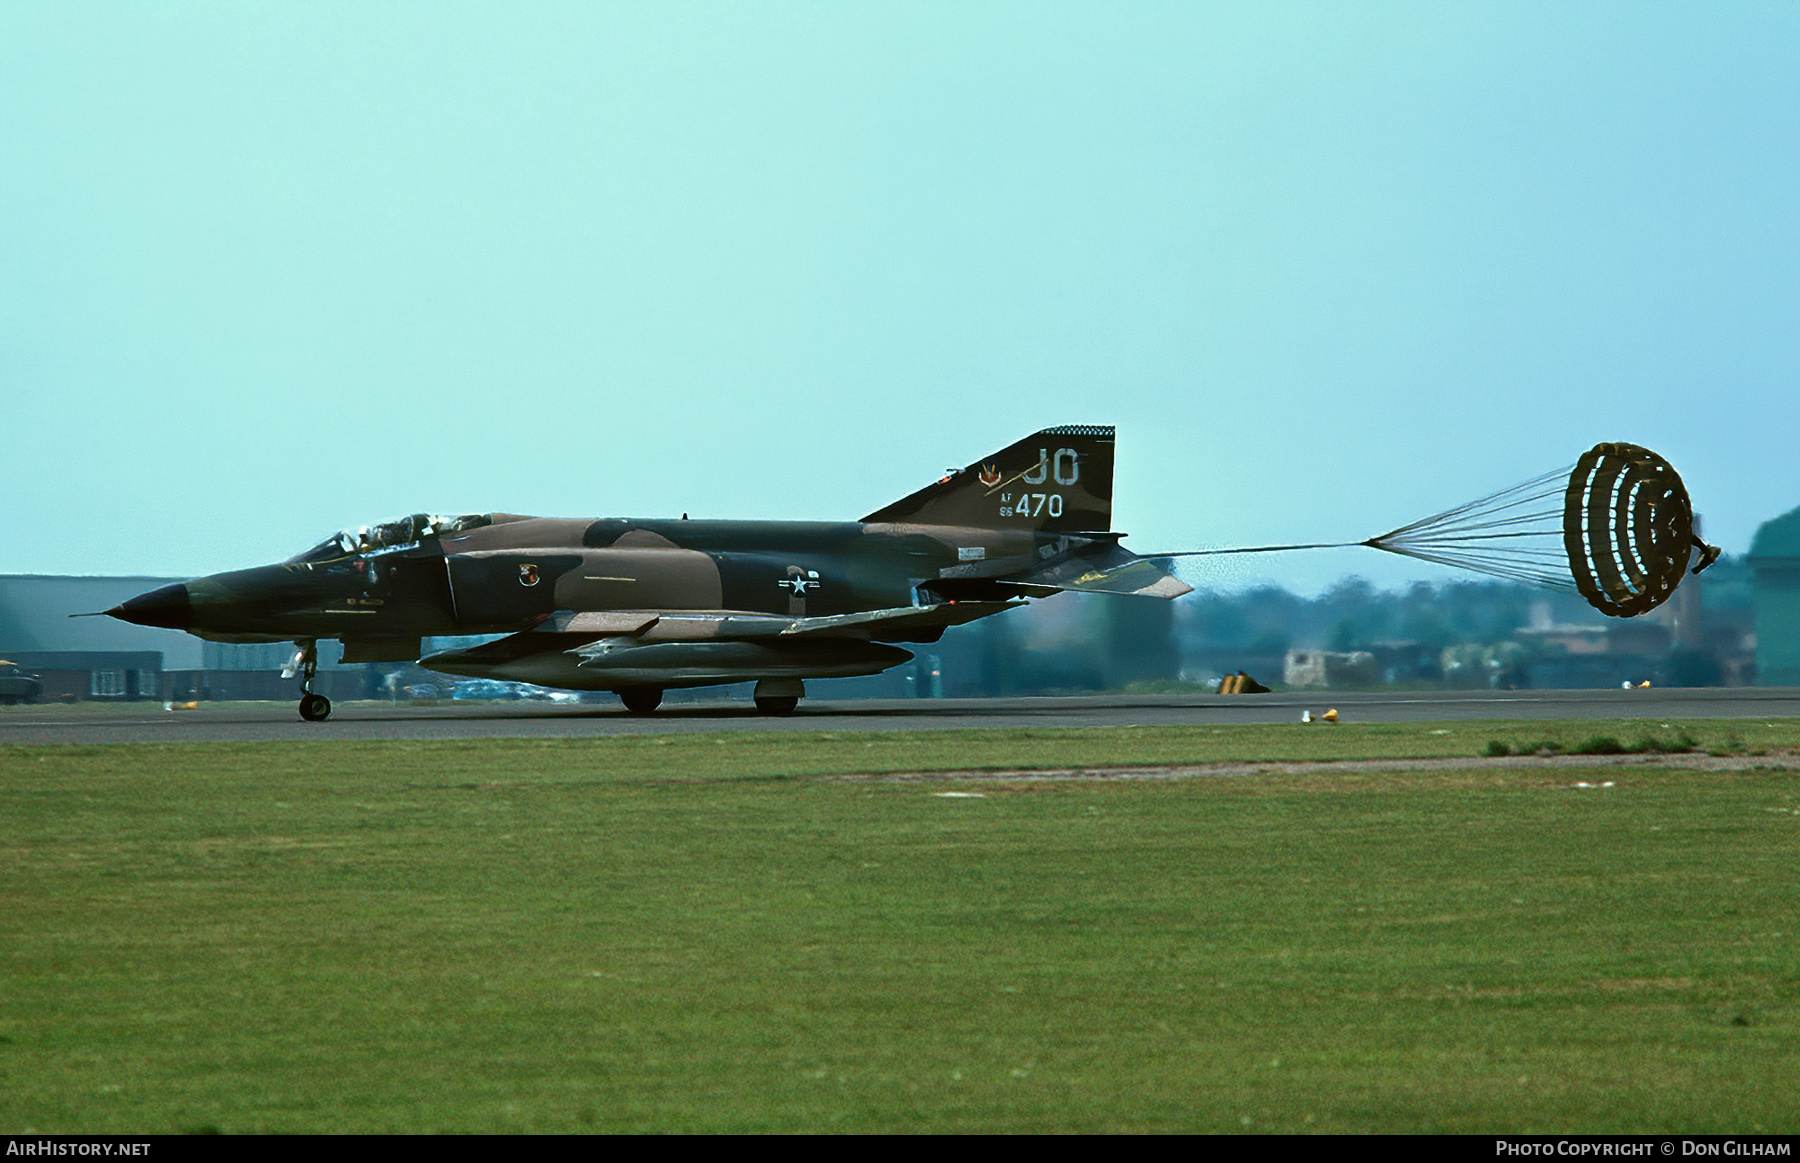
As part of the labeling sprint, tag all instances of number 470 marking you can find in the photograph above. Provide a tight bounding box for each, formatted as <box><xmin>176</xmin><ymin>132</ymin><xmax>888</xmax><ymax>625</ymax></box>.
<box><xmin>1006</xmin><ymin>493</ymin><xmax>1064</xmax><ymax>518</ymax></box>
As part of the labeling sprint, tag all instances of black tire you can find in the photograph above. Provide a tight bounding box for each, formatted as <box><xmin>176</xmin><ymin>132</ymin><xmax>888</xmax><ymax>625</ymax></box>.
<box><xmin>299</xmin><ymin>693</ymin><xmax>332</xmax><ymax>722</ymax></box>
<box><xmin>619</xmin><ymin>687</ymin><xmax>663</xmax><ymax>714</ymax></box>
<box><xmin>753</xmin><ymin>695</ymin><xmax>799</xmax><ymax>715</ymax></box>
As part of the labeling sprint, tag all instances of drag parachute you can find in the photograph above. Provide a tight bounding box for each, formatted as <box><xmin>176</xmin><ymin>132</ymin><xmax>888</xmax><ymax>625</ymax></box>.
<box><xmin>1167</xmin><ymin>442</ymin><xmax>1718</xmax><ymax>618</ymax></box>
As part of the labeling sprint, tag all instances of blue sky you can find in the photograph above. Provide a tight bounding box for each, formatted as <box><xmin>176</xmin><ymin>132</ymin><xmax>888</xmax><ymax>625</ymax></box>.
<box><xmin>3</xmin><ymin>2</ymin><xmax>1795</xmax><ymax>594</ymax></box>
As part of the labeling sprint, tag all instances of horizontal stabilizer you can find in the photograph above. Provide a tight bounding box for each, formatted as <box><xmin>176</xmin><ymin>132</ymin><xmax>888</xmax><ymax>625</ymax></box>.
<box><xmin>1033</xmin><ymin>553</ymin><xmax>1192</xmax><ymax>598</ymax></box>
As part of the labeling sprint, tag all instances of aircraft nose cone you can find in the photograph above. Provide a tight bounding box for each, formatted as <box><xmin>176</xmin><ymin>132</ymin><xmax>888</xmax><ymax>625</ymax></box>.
<box><xmin>109</xmin><ymin>583</ymin><xmax>193</xmax><ymax>630</ymax></box>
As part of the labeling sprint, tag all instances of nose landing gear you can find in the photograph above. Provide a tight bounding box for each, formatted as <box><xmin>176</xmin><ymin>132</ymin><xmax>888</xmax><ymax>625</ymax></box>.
<box><xmin>284</xmin><ymin>639</ymin><xmax>332</xmax><ymax>722</ymax></box>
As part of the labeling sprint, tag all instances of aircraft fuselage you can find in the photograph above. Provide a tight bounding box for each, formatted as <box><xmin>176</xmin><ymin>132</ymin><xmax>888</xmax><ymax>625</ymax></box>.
<box><xmin>114</xmin><ymin>515</ymin><xmax>1041</xmax><ymax>649</ymax></box>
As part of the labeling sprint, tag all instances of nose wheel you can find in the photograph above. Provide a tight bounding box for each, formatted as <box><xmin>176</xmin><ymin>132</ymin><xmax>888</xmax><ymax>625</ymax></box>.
<box><xmin>286</xmin><ymin>639</ymin><xmax>332</xmax><ymax>722</ymax></box>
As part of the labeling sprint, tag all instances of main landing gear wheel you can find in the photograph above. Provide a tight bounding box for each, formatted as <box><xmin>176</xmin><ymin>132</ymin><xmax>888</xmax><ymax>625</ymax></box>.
<box><xmin>618</xmin><ymin>687</ymin><xmax>663</xmax><ymax>714</ymax></box>
<box><xmin>299</xmin><ymin>692</ymin><xmax>332</xmax><ymax>722</ymax></box>
<box><xmin>751</xmin><ymin>678</ymin><xmax>804</xmax><ymax>716</ymax></box>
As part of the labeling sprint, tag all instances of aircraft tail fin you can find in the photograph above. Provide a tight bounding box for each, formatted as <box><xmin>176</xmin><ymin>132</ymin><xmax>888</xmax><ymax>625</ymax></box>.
<box><xmin>861</xmin><ymin>425</ymin><xmax>1115</xmax><ymax>532</ymax></box>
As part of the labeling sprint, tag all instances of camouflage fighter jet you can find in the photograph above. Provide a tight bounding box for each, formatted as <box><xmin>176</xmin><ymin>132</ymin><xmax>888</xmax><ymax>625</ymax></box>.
<box><xmin>106</xmin><ymin>426</ymin><xmax>1189</xmax><ymax>720</ymax></box>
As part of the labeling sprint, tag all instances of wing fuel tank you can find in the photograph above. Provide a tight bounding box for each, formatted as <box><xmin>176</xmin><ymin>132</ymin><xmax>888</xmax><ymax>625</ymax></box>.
<box><xmin>420</xmin><ymin>636</ymin><xmax>913</xmax><ymax>691</ymax></box>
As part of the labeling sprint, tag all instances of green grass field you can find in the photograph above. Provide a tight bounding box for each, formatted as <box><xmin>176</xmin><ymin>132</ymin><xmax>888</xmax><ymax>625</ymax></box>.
<box><xmin>4</xmin><ymin>720</ymin><xmax>1799</xmax><ymax>1133</ymax></box>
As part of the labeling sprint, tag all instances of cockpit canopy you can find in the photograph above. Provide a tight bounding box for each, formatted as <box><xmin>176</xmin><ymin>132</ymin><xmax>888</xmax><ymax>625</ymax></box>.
<box><xmin>287</xmin><ymin>513</ymin><xmax>493</xmax><ymax>564</ymax></box>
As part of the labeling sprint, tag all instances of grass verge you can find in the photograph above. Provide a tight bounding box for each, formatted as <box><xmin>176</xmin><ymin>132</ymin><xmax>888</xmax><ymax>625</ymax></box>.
<box><xmin>3</xmin><ymin>720</ymin><xmax>1799</xmax><ymax>1133</ymax></box>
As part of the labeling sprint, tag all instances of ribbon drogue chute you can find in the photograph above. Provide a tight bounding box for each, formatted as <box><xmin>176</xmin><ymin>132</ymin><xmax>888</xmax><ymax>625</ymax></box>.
<box><xmin>1158</xmin><ymin>442</ymin><xmax>1717</xmax><ymax>618</ymax></box>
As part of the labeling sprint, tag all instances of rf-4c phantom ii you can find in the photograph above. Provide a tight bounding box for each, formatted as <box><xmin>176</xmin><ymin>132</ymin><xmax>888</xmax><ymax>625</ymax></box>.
<box><xmin>107</xmin><ymin>426</ymin><xmax>1189</xmax><ymax>720</ymax></box>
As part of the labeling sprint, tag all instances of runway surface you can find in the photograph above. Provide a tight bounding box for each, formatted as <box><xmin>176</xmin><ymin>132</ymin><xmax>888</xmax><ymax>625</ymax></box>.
<box><xmin>4</xmin><ymin>687</ymin><xmax>1797</xmax><ymax>745</ymax></box>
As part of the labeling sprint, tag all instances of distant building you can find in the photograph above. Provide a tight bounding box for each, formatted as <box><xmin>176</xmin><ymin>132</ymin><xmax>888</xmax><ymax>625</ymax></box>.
<box><xmin>3</xmin><ymin>650</ymin><xmax>164</xmax><ymax>701</ymax></box>
<box><xmin>1284</xmin><ymin>649</ymin><xmax>1377</xmax><ymax>688</ymax></box>
<box><xmin>1748</xmin><ymin>506</ymin><xmax>1800</xmax><ymax>686</ymax></box>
